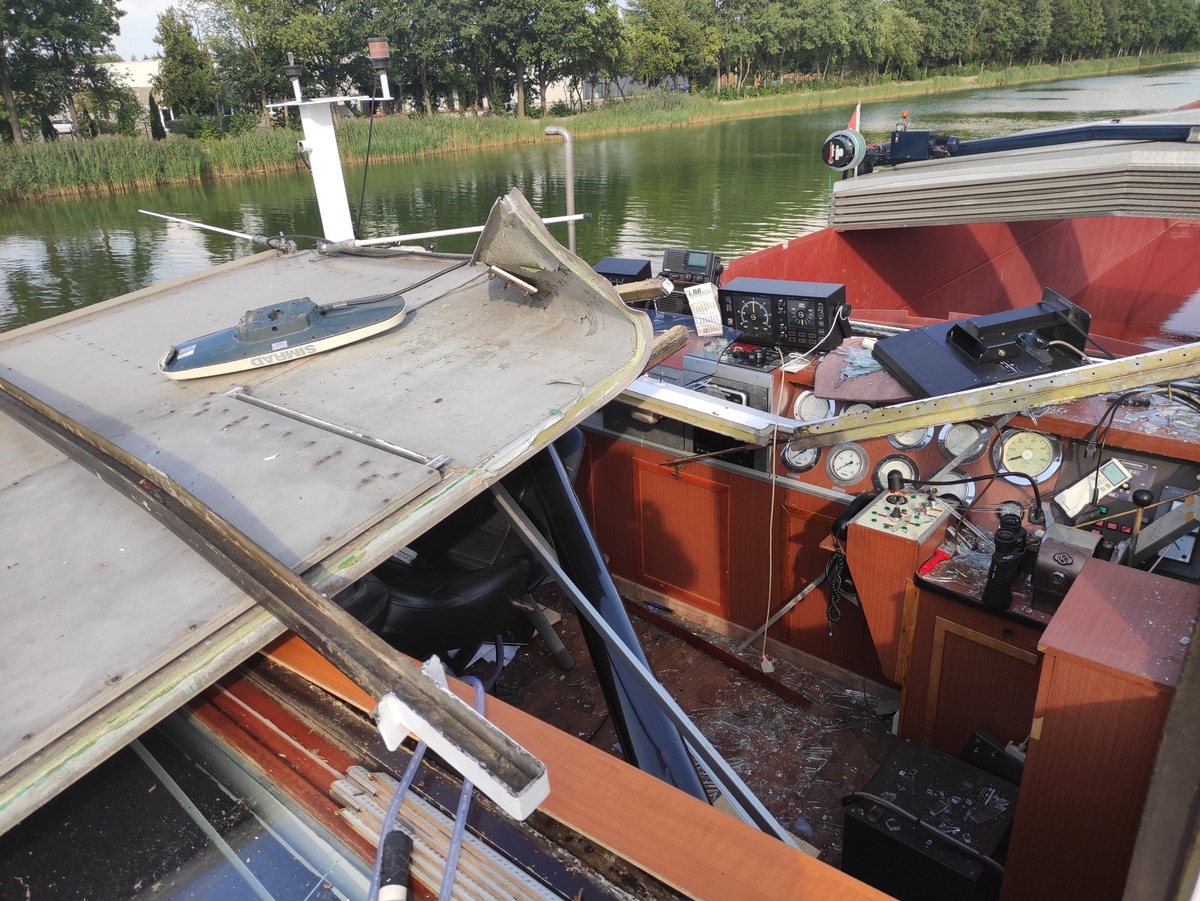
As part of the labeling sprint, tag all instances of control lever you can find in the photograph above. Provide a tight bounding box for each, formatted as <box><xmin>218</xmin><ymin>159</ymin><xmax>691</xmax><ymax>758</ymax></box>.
<box><xmin>1130</xmin><ymin>489</ymin><xmax>1154</xmax><ymax>541</ymax></box>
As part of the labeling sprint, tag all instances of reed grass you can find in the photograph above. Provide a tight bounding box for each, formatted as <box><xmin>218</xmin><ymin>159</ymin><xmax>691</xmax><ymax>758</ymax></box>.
<box><xmin>3</xmin><ymin>50</ymin><xmax>1199</xmax><ymax>203</ymax></box>
<box><xmin>0</xmin><ymin>135</ymin><xmax>205</xmax><ymax>201</ymax></box>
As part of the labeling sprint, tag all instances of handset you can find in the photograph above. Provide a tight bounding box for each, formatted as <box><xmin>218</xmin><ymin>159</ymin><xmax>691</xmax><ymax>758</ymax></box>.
<box><xmin>832</xmin><ymin>491</ymin><xmax>880</xmax><ymax>541</ymax></box>
<box><xmin>1054</xmin><ymin>458</ymin><xmax>1134</xmax><ymax>518</ymax></box>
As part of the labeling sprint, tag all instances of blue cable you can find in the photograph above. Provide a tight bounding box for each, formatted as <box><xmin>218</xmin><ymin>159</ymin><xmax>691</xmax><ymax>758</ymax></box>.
<box><xmin>369</xmin><ymin>644</ymin><xmax>501</xmax><ymax>901</ymax></box>
<box><xmin>438</xmin><ymin>675</ymin><xmax>485</xmax><ymax>901</ymax></box>
<box><xmin>367</xmin><ymin>738</ymin><xmax>427</xmax><ymax>901</ymax></box>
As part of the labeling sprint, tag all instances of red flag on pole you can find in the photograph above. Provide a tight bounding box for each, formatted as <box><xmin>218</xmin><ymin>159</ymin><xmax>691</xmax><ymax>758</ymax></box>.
<box><xmin>848</xmin><ymin>102</ymin><xmax>861</xmax><ymax>131</ymax></box>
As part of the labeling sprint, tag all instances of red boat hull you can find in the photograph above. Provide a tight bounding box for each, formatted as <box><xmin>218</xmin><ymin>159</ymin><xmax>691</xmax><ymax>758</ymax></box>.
<box><xmin>725</xmin><ymin>216</ymin><xmax>1200</xmax><ymax>352</ymax></box>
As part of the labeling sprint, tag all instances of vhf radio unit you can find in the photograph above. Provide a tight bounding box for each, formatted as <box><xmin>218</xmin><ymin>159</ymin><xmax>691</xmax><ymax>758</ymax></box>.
<box><xmin>717</xmin><ymin>277</ymin><xmax>851</xmax><ymax>352</ymax></box>
<box><xmin>658</xmin><ymin>248</ymin><xmax>723</xmax><ymax>313</ymax></box>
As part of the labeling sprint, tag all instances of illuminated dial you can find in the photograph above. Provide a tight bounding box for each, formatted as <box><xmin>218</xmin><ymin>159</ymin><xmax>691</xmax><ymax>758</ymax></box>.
<box><xmin>792</xmin><ymin>390</ymin><xmax>835</xmax><ymax>422</ymax></box>
<box><xmin>992</xmin><ymin>429</ymin><xmax>1062</xmax><ymax>484</ymax></box>
<box><xmin>937</xmin><ymin>421</ymin><xmax>990</xmax><ymax>463</ymax></box>
<box><xmin>841</xmin><ymin>402</ymin><xmax>874</xmax><ymax>416</ymax></box>
<box><xmin>925</xmin><ymin>468</ymin><xmax>976</xmax><ymax>508</ymax></box>
<box><xmin>889</xmin><ymin>425</ymin><xmax>934</xmax><ymax>451</ymax></box>
<box><xmin>826</xmin><ymin>442</ymin><xmax>869</xmax><ymax>484</ymax></box>
<box><xmin>873</xmin><ymin>454</ymin><xmax>920</xmax><ymax>491</ymax></box>
<box><xmin>790</xmin><ymin>303</ymin><xmax>815</xmax><ymax>328</ymax></box>
<box><xmin>781</xmin><ymin>443</ymin><xmax>821</xmax><ymax>474</ymax></box>
<box><xmin>738</xmin><ymin>298</ymin><xmax>772</xmax><ymax>338</ymax></box>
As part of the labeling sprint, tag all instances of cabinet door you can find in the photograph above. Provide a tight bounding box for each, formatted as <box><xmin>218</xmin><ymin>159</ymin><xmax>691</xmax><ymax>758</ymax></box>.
<box><xmin>922</xmin><ymin>616</ymin><xmax>1041</xmax><ymax>754</ymax></box>
<box><xmin>633</xmin><ymin>458</ymin><xmax>730</xmax><ymax>613</ymax></box>
<box><xmin>899</xmin><ymin>588</ymin><xmax>1042</xmax><ymax>756</ymax></box>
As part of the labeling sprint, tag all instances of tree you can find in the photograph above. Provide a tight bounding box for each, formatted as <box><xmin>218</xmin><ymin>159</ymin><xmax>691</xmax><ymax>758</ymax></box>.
<box><xmin>378</xmin><ymin>0</ymin><xmax>461</xmax><ymax>115</ymax></box>
<box><xmin>478</xmin><ymin>0</ymin><xmax>539</xmax><ymax>116</ymax></box>
<box><xmin>149</xmin><ymin>94</ymin><xmax>168</xmax><ymax>139</ymax></box>
<box><xmin>154</xmin><ymin>7</ymin><xmax>218</xmax><ymax>116</ymax></box>
<box><xmin>627</xmin><ymin>0</ymin><xmax>694</xmax><ymax>85</ymax></box>
<box><xmin>877</xmin><ymin>4</ymin><xmax>924</xmax><ymax>76</ymax></box>
<box><xmin>0</xmin><ymin>0</ymin><xmax>123</xmax><ymax>144</ymax></box>
<box><xmin>562</xmin><ymin>0</ymin><xmax>630</xmax><ymax>102</ymax></box>
<box><xmin>193</xmin><ymin>0</ymin><xmax>292</xmax><ymax>121</ymax></box>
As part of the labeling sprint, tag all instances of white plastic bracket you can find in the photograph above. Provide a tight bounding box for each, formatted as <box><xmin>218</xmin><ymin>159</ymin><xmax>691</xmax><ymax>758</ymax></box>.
<box><xmin>374</xmin><ymin>657</ymin><xmax>550</xmax><ymax>820</ymax></box>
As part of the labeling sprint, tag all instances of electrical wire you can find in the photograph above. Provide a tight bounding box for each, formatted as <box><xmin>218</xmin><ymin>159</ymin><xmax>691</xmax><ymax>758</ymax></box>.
<box><xmin>355</xmin><ymin>82</ymin><xmax>381</xmax><ymax>237</ymax></box>
<box><xmin>1045</xmin><ymin>339</ymin><xmax>1091</xmax><ymax>362</ymax></box>
<box><xmin>438</xmin><ymin>676</ymin><xmax>486</xmax><ymax>901</ymax></box>
<box><xmin>759</xmin><ymin>346</ymin><xmax>786</xmax><ymax>669</ymax></box>
<box><xmin>1036</xmin><ymin>296</ymin><xmax>1115</xmax><ymax>359</ymax></box>
<box><xmin>368</xmin><ymin>738</ymin><xmax>427</xmax><ymax>901</ymax></box>
<box><xmin>314</xmin><ymin>258</ymin><xmax>470</xmax><ymax>314</ymax></box>
<box><xmin>1079</xmin><ymin>384</ymin><xmax>1200</xmax><ymax>514</ymax></box>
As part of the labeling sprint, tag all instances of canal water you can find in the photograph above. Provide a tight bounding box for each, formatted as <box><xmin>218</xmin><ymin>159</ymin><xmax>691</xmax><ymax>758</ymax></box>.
<box><xmin>3</xmin><ymin>65</ymin><xmax>1200</xmax><ymax>331</ymax></box>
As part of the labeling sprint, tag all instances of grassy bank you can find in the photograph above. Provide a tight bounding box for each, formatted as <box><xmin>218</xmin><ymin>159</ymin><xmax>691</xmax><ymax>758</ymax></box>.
<box><xmin>4</xmin><ymin>51</ymin><xmax>1200</xmax><ymax>203</ymax></box>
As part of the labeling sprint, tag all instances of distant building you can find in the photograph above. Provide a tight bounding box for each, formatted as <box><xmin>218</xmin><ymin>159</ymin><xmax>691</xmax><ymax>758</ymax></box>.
<box><xmin>102</xmin><ymin>59</ymin><xmax>161</xmax><ymax>111</ymax></box>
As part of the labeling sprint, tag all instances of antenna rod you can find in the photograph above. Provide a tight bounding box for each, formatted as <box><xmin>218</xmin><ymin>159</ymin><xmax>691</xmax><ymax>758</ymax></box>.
<box><xmin>138</xmin><ymin>210</ymin><xmax>296</xmax><ymax>252</ymax></box>
<box><xmin>320</xmin><ymin>212</ymin><xmax>591</xmax><ymax>253</ymax></box>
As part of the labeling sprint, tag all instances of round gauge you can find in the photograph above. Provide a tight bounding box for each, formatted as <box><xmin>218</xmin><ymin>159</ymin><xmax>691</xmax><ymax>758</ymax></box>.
<box><xmin>925</xmin><ymin>468</ymin><xmax>976</xmax><ymax>508</ymax></box>
<box><xmin>738</xmin><ymin>298</ymin><xmax>772</xmax><ymax>339</ymax></box>
<box><xmin>792</xmin><ymin>390</ymin><xmax>835</xmax><ymax>422</ymax></box>
<box><xmin>841</xmin><ymin>402</ymin><xmax>874</xmax><ymax>416</ymax></box>
<box><xmin>992</xmin><ymin>429</ymin><xmax>1063</xmax><ymax>484</ymax></box>
<box><xmin>826</xmin><ymin>442</ymin><xmax>869</xmax><ymax>485</ymax></box>
<box><xmin>873</xmin><ymin>454</ymin><xmax>920</xmax><ymax>491</ymax></box>
<box><xmin>781</xmin><ymin>443</ymin><xmax>821</xmax><ymax>474</ymax></box>
<box><xmin>889</xmin><ymin>425</ymin><xmax>934</xmax><ymax>451</ymax></box>
<box><xmin>937</xmin><ymin>421</ymin><xmax>990</xmax><ymax>463</ymax></box>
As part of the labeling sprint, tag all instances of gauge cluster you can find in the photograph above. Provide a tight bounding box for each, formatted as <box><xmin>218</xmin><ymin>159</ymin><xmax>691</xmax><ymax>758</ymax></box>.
<box><xmin>775</xmin><ymin>388</ymin><xmax>1074</xmax><ymax>528</ymax></box>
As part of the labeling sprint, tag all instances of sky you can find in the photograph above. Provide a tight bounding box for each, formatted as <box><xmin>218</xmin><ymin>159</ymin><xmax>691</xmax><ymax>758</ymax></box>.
<box><xmin>112</xmin><ymin>0</ymin><xmax>173</xmax><ymax>60</ymax></box>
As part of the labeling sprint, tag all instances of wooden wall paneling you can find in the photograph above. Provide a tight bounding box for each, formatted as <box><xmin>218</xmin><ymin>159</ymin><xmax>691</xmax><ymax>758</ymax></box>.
<box><xmin>580</xmin><ymin>433</ymin><xmax>639</xmax><ymax>578</ymax></box>
<box><xmin>723</xmin><ymin>471</ymin><xmax>775</xmax><ymax>628</ymax></box>
<box><xmin>894</xmin><ymin>581</ymin><xmax>921</xmax><ymax>687</ymax></box>
<box><xmin>1001</xmin><ymin>660</ymin><xmax>1172</xmax><ymax>900</ymax></box>
<box><xmin>633</xmin><ymin>457</ymin><xmax>731</xmax><ymax>613</ymax></box>
<box><xmin>1000</xmin><ymin>559</ymin><xmax>1200</xmax><ymax>901</ymax></box>
<box><xmin>845</xmin><ymin>518</ymin><xmax>948</xmax><ymax>681</ymax></box>
<box><xmin>573</xmin><ymin>439</ymin><xmax>596</xmax><ymax>526</ymax></box>
<box><xmin>777</xmin><ymin>497</ymin><xmax>885</xmax><ymax>678</ymax></box>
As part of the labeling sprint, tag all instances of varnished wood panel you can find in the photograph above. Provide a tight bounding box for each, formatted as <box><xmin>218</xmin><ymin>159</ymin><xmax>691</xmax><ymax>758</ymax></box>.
<box><xmin>898</xmin><ymin>587</ymin><xmax>1042</xmax><ymax>754</ymax></box>
<box><xmin>846</xmin><ymin>517</ymin><xmax>949</xmax><ymax>681</ymax></box>
<box><xmin>778</xmin><ymin>500</ymin><xmax>886</xmax><ymax>679</ymax></box>
<box><xmin>1001</xmin><ymin>660</ymin><xmax>1172</xmax><ymax>901</ymax></box>
<box><xmin>1000</xmin><ymin>560</ymin><xmax>1200</xmax><ymax>901</ymax></box>
<box><xmin>583</xmin><ymin>432</ymin><xmax>640</xmax><ymax>577</ymax></box>
<box><xmin>1038</xmin><ymin>558</ymin><xmax>1200</xmax><ymax>687</ymax></box>
<box><xmin>580</xmin><ymin>432</ymin><xmax>890</xmax><ymax>679</ymax></box>
<box><xmin>923</xmin><ymin>616</ymin><xmax>1041</xmax><ymax>753</ymax></box>
<box><xmin>634</xmin><ymin>458</ymin><xmax>730</xmax><ymax>612</ymax></box>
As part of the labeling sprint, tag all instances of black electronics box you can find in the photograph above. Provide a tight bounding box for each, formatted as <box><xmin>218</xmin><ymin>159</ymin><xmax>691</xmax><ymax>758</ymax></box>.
<box><xmin>594</xmin><ymin>257</ymin><xmax>652</xmax><ymax>285</ymax></box>
<box><xmin>871</xmin><ymin>289</ymin><xmax>1091</xmax><ymax>398</ymax></box>
<box><xmin>842</xmin><ymin>739</ymin><xmax>1018</xmax><ymax>901</ymax></box>
<box><xmin>717</xmin><ymin>277</ymin><xmax>849</xmax><ymax>351</ymax></box>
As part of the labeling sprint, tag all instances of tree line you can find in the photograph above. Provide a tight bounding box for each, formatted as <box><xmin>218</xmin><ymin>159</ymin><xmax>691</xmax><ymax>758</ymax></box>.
<box><xmin>3</xmin><ymin>0</ymin><xmax>1198</xmax><ymax>144</ymax></box>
